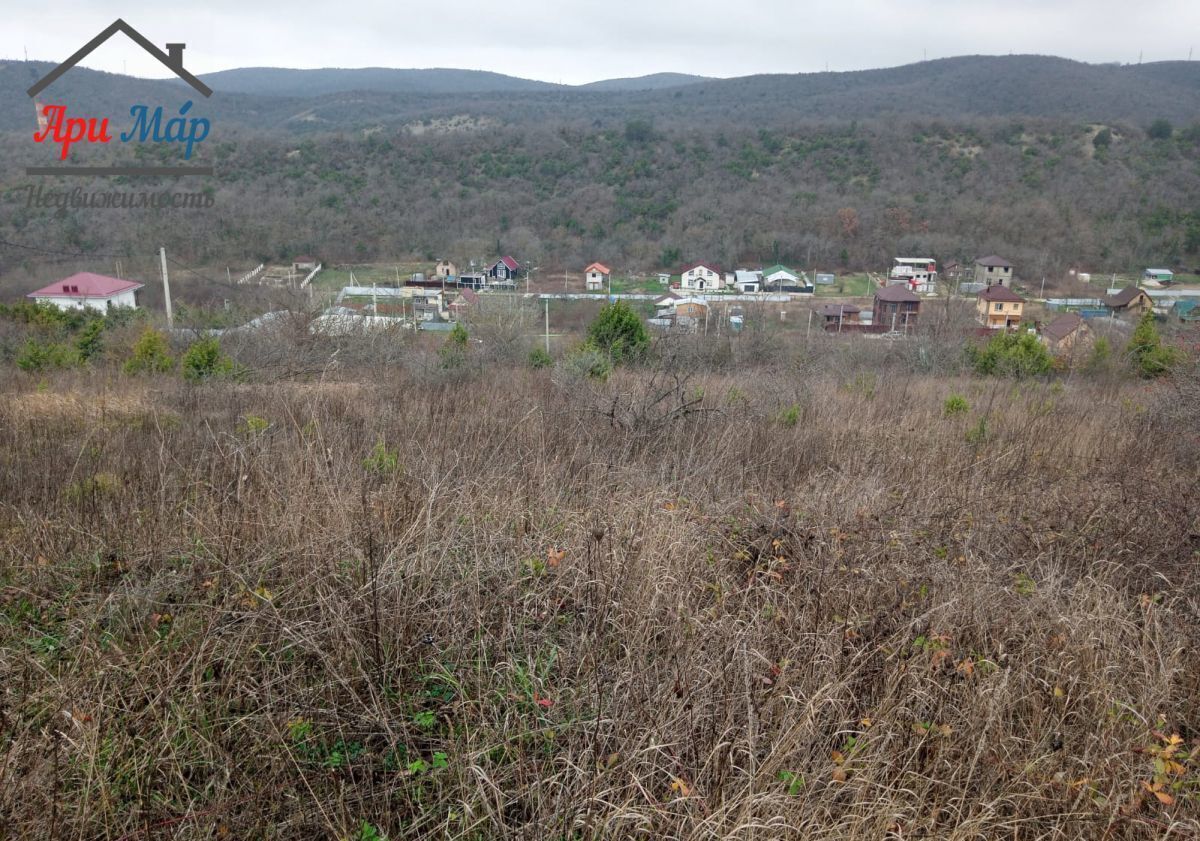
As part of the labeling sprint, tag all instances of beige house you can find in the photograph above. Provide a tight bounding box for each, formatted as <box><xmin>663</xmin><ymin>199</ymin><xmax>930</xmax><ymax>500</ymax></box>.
<box><xmin>977</xmin><ymin>284</ymin><xmax>1025</xmax><ymax>328</ymax></box>
<box><xmin>1041</xmin><ymin>312</ymin><xmax>1090</xmax><ymax>356</ymax></box>
<box><xmin>1104</xmin><ymin>286</ymin><xmax>1154</xmax><ymax>315</ymax></box>
<box><xmin>435</xmin><ymin>260</ymin><xmax>457</xmax><ymax>279</ymax></box>
<box><xmin>974</xmin><ymin>256</ymin><xmax>1013</xmax><ymax>286</ymax></box>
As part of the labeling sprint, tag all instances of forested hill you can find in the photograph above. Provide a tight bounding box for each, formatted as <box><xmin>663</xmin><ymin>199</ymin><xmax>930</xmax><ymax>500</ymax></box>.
<box><xmin>194</xmin><ymin>67</ymin><xmax>564</xmax><ymax>97</ymax></box>
<box><xmin>2</xmin><ymin>54</ymin><xmax>1199</xmax><ymax>283</ymax></box>
<box><xmin>2</xmin><ymin>55</ymin><xmax>1199</xmax><ymax>132</ymax></box>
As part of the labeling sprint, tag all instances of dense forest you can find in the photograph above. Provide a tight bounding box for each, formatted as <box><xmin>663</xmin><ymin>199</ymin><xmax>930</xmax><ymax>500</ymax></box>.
<box><xmin>1</xmin><ymin>56</ymin><xmax>1199</xmax><ymax>279</ymax></box>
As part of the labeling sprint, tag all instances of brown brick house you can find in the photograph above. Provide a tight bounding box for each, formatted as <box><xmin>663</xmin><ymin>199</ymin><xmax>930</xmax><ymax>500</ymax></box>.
<box><xmin>873</xmin><ymin>285</ymin><xmax>921</xmax><ymax>331</ymax></box>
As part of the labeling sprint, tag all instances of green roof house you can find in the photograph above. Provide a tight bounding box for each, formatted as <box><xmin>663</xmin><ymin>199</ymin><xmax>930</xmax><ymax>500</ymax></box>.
<box><xmin>1174</xmin><ymin>298</ymin><xmax>1200</xmax><ymax>322</ymax></box>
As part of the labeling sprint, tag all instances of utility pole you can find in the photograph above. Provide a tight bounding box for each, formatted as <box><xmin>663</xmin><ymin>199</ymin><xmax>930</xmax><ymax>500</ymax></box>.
<box><xmin>159</xmin><ymin>247</ymin><xmax>173</xmax><ymax>329</ymax></box>
<box><xmin>1040</xmin><ymin>276</ymin><xmax>1046</xmax><ymax>299</ymax></box>
<box><xmin>544</xmin><ymin>298</ymin><xmax>550</xmax><ymax>354</ymax></box>
<box><xmin>226</xmin><ymin>266</ymin><xmax>231</xmax><ymax>285</ymax></box>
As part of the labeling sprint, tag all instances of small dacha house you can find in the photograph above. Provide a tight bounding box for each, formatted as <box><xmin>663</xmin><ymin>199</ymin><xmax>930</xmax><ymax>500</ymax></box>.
<box><xmin>1104</xmin><ymin>286</ymin><xmax>1154</xmax><ymax>315</ymax></box>
<box><xmin>818</xmin><ymin>303</ymin><xmax>861</xmax><ymax>326</ymax></box>
<box><xmin>585</xmin><ymin>263</ymin><xmax>611</xmax><ymax>291</ymax></box>
<box><xmin>28</xmin><ymin>273</ymin><xmax>143</xmax><ymax>312</ymax></box>
<box><xmin>1040</xmin><ymin>312</ymin><xmax>1090</xmax><ymax>354</ymax></box>
<box><xmin>488</xmin><ymin>256</ymin><xmax>521</xmax><ymax>283</ymax></box>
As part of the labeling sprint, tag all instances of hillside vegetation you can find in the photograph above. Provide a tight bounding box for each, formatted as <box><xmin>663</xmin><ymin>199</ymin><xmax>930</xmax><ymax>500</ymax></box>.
<box><xmin>3</xmin><ymin>115</ymin><xmax>1199</xmax><ymax>286</ymax></box>
<box><xmin>0</xmin><ymin>322</ymin><xmax>1198</xmax><ymax>838</ymax></box>
<box><xmin>3</xmin><ymin>55</ymin><xmax>1199</xmax><ymax>282</ymax></box>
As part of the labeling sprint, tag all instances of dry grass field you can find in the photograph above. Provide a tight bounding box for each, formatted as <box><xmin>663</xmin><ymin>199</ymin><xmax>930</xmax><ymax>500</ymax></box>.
<box><xmin>1</xmin><ymin>334</ymin><xmax>1199</xmax><ymax>839</ymax></box>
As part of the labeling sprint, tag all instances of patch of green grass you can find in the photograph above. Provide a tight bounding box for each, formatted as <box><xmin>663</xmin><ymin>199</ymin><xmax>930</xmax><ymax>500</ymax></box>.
<box><xmin>814</xmin><ymin>274</ymin><xmax>875</xmax><ymax>297</ymax></box>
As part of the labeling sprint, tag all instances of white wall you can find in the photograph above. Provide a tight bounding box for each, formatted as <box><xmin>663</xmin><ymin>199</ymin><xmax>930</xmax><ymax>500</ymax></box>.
<box><xmin>34</xmin><ymin>289</ymin><xmax>138</xmax><ymax>312</ymax></box>
<box><xmin>681</xmin><ymin>267</ymin><xmax>721</xmax><ymax>290</ymax></box>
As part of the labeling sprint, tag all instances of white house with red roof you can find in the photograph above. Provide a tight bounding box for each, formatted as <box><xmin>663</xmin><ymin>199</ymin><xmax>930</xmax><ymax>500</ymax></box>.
<box><xmin>679</xmin><ymin>262</ymin><xmax>723</xmax><ymax>293</ymax></box>
<box><xmin>585</xmin><ymin>262</ymin><xmax>611</xmax><ymax>291</ymax></box>
<box><xmin>28</xmin><ymin>272</ymin><xmax>143</xmax><ymax>312</ymax></box>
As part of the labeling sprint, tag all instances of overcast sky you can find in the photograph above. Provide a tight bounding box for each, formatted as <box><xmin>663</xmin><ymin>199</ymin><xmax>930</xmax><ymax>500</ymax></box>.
<box><xmin>5</xmin><ymin>0</ymin><xmax>1198</xmax><ymax>85</ymax></box>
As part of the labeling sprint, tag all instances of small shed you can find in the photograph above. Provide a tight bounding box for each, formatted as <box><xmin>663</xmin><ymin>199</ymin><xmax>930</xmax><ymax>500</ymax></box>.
<box><xmin>818</xmin><ymin>303</ymin><xmax>861</xmax><ymax>325</ymax></box>
<box><xmin>585</xmin><ymin>262</ymin><xmax>611</xmax><ymax>291</ymax></box>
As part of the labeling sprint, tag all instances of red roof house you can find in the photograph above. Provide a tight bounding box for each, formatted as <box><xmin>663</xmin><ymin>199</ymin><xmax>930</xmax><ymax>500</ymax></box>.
<box><xmin>488</xmin><ymin>256</ymin><xmax>521</xmax><ymax>281</ymax></box>
<box><xmin>585</xmin><ymin>262</ymin><xmax>611</xmax><ymax>290</ymax></box>
<box><xmin>27</xmin><ymin>272</ymin><xmax>143</xmax><ymax>312</ymax></box>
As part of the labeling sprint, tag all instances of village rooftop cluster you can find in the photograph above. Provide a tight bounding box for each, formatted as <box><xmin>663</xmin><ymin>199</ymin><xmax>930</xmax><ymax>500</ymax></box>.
<box><xmin>23</xmin><ymin>252</ymin><xmax>1200</xmax><ymax>345</ymax></box>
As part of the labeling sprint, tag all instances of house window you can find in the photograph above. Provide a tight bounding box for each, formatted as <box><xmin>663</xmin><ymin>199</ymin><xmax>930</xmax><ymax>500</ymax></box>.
<box><xmin>994</xmin><ymin>303</ymin><xmax>1002</xmax><ymax>312</ymax></box>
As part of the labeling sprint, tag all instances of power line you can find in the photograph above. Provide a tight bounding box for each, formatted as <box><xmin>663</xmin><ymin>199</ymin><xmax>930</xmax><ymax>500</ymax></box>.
<box><xmin>166</xmin><ymin>255</ymin><xmax>233</xmax><ymax>287</ymax></box>
<box><xmin>0</xmin><ymin>236</ymin><xmax>238</xmax><ymax>289</ymax></box>
<box><xmin>0</xmin><ymin>236</ymin><xmax>132</xmax><ymax>261</ymax></box>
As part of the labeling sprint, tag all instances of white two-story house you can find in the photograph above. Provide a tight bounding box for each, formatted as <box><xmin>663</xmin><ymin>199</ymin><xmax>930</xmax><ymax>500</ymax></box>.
<box><xmin>679</xmin><ymin>262</ymin><xmax>723</xmax><ymax>293</ymax></box>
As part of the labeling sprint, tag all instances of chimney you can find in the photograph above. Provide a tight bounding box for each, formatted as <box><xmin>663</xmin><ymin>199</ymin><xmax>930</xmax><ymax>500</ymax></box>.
<box><xmin>165</xmin><ymin>43</ymin><xmax>186</xmax><ymax>70</ymax></box>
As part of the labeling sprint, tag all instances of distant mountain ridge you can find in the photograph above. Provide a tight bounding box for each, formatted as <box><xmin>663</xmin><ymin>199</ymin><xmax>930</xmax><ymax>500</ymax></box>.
<box><xmin>2</xmin><ymin>55</ymin><xmax>1198</xmax><ymax>134</ymax></box>
<box><xmin>577</xmin><ymin>73</ymin><xmax>712</xmax><ymax>91</ymax></box>
<box><xmin>193</xmin><ymin>67</ymin><xmax>713</xmax><ymax>96</ymax></box>
<box><xmin>194</xmin><ymin>66</ymin><xmax>564</xmax><ymax>97</ymax></box>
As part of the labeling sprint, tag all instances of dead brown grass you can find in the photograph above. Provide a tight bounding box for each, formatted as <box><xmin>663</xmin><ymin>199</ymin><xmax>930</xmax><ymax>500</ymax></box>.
<box><xmin>0</xmin><ymin>362</ymin><xmax>1197</xmax><ymax>840</ymax></box>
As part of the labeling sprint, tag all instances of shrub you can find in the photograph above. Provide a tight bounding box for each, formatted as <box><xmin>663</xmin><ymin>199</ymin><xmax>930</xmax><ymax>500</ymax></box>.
<box><xmin>624</xmin><ymin>119</ymin><xmax>655</xmax><ymax>144</ymax></box>
<box><xmin>181</xmin><ymin>337</ymin><xmax>235</xmax><ymax>382</ymax></box>
<box><xmin>965</xmin><ymin>416</ymin><xmax>988</xmax><ymax>444</ymax></box>
<box><xmin>528</xmin><ymin>346</ymin><xmax>553</xmax><ymax>369</ymax></box>
<box><xmin>439</xmin><ymin>323</ymin><xmax>470</xmax><ymax>369</ymax></box>
<box><xmin>587</xmin><ymin>301</ymin><xmax>649</xmax><ymax>364</ymax></box>
<box><xmin>1086</xmin><ymin>336</ymin><xmax>1112</xmax><ymax>372</ymax></box>
<box><xmin>1147</xmin><ymin>118</ymin><xmax>1173</xmax><ymax>140</ymax></box>
<box><xmin>966</xmin><ymin>332</ymin><xmax>1053</xmax><ymax>378</ymax></box>
<box><xmin>562</xmin><ymin>342</ymin><xmax>612</xmax><ymax>381</ymax></box>
<box><xmin>943</xmin><ymin>394</ymin><xmax>970</xmax><ymax>416</ymax></box>
<box><xmin>16</xmin><ymin>339</ymin><xmax>77</xmax><ymax>372</ymax></box>
<box><xmin>1092</xmin><ymin>128</ymin><xmax>1112</xmax><ymax>149</ymax></box>
<box><xmin>1128</xmin><ymin>311</ymin><xmax>1179</xmax><ymax>378</ymax></box>
<box><xmin>124</xmin><ymin>327</ymin><xmax>175</xmax><ymax>374</ymax></box>
<box><xmin>74</xmin><ymin>319</ymin><xmax>105</xmax><ymax>362</ymax></box>
<box><xmin>363</xmin><ymin>440</ymin><xmax>399</xmax><ymax>475</ymax></box>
